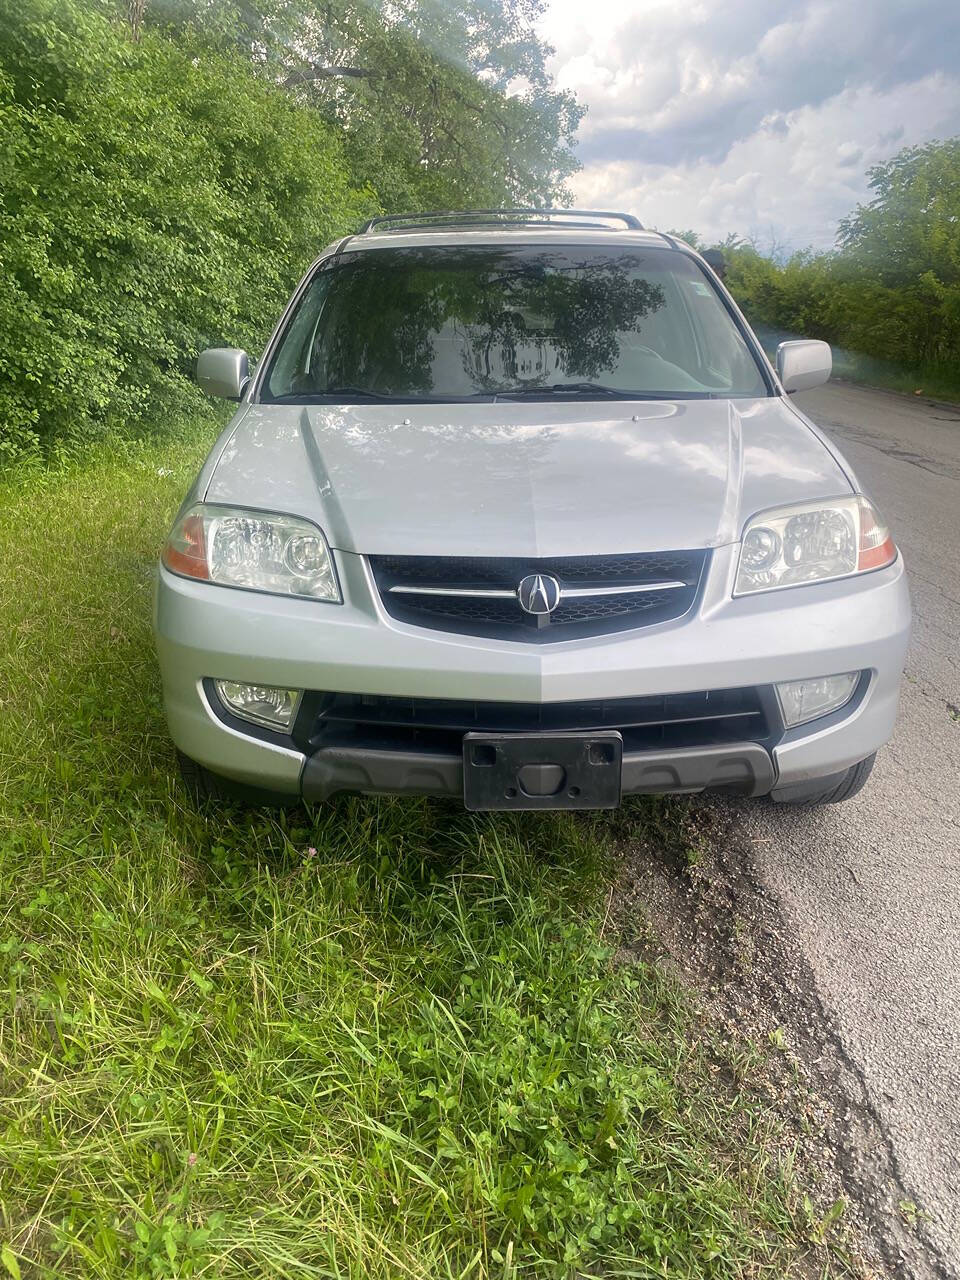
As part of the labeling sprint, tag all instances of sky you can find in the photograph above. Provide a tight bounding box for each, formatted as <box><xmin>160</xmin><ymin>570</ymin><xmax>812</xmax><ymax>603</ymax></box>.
<box><xmin>537</xmin><ymin>0</ymin><xmax>960</xmax><ymax>253</ymax></box>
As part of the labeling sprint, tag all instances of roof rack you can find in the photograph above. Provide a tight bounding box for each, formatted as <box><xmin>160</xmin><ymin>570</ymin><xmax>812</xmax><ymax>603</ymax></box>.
<box><xmin>357</xmin><ymin>208</ymin><xmax>644</xmax><ymax>234</ymax></box>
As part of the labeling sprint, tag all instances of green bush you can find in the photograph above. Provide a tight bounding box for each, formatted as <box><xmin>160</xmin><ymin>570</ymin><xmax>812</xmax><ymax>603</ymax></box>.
<box><xmin>0</xmin><ymin>0</ymin><xmax>370</xmax><ymax>461</ymax></box>
<box><xmin>722</xmin><ymin>140</ymin><xmax>960</xmax><ymax>393</ymax></box>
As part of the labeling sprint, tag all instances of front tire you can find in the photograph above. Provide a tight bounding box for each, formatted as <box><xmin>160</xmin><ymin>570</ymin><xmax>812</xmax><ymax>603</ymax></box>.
<box><xmin>769</xmin><ymin>752</ymin><xmax>876</xmax><ymax>806</ymax></box>
<box><xmin>176</xmin><ymin>750</ymin><xmax>302</xmax><ymax>810</ymax></box>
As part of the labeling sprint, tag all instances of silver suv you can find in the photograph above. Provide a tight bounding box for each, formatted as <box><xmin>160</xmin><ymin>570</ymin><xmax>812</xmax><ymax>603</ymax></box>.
<box><xmin>154</xmin><ymin>209</ymin><xmax>911</xmax><ymax>810</ymax></box>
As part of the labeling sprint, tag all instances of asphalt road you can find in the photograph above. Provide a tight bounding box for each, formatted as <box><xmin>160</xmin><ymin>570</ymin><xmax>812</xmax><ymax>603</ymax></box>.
<box><xmin>742</xmin><ymin>382</ymin><xmax>960</xmax><ymax>1273</ymax></box>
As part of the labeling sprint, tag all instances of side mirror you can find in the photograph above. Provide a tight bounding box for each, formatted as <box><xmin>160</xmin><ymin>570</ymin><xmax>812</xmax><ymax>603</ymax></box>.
<box><xmin>776</xmin><ymin>340</ymin><xmax>831</xmax><ymax>394</ymax></box>
<box><xmin>197</xmin><ymin>348</ymin><xmax>250</xmax><ymax>400</ymax></box>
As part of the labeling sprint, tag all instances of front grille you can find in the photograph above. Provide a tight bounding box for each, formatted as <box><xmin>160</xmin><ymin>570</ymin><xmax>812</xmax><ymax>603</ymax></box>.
<box><xmin>369</xmin><ymin>550</ymin><xmax>707</xmax><ymax>641</ymax></box>
<box><xmin>301</xmin><ymin>686</ymin><xmax>774</xmax><ymax>754</ymax></box>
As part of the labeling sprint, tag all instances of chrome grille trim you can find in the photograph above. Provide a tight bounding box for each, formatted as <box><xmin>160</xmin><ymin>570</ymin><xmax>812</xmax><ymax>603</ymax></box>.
<box><xmin>388</xmin><ymin>580</ymin><xmax>687</xmax><ymax>600</ymax></box>
<box><xmin>559</xmin><ymin>580</ymin><xmax>686</xmax><ymax>598</ymax></box>
<box><xmin>388</xmin><ymin>585</ymin><xmax>517</xmax><ymax>598</ymax></box>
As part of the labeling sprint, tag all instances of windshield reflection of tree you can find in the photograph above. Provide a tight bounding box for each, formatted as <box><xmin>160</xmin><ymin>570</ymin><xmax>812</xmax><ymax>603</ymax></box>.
<box><xmin>312</xmin><ymin>251</ymin><xmax>666</xmax><ymax>395</ymax></box>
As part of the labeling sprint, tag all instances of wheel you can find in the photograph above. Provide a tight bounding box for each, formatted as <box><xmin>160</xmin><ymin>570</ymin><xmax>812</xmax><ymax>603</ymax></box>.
<box><xmin>176</xmin><ymin>750</ymin><xmax>302</xmax><ymax>810</ymax></box>
<box><xmin>769</xmin><ymin>753</ymin><xmax>876</xmax><ymax>806</ymax></box>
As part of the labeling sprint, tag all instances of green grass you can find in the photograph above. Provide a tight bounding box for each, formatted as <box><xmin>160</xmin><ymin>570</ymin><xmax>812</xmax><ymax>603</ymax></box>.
<box><xmin>829</xmin><ymin>350</ymin><xmax>960</xmax><ymax>402</ymax></box>
<box><xmin>0</xmin><ymin>427</ymin><xmax>851</xmax><ymax>1277</ymax></box>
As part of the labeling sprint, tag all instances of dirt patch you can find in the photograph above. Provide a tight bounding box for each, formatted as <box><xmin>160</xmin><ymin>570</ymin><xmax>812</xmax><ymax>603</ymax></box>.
<box><xmin>606</xmin><ymin>794</ymin><xmax>953</xmax><ymax>1280</ymax></box>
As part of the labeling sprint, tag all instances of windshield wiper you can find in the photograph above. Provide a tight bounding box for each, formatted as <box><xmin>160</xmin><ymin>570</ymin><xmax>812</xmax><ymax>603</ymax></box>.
<box><xmin>494</xmin><ymin>382</ymin><xmax>661</xmax><ymax>399</ymax></box>
<box><xmin>265</xmin><ymin>386</ymin><xmax>392</xmax><ymax>402</ymax></box>
<box><xmin>267</xmin><ymin>387</ymin><xmax>497</xmax><ymax>404</ymax></box>
<box><xmin>311</xmin><ymin>385</ymin><xmax>396</xmax><ymax>401</ymax></box>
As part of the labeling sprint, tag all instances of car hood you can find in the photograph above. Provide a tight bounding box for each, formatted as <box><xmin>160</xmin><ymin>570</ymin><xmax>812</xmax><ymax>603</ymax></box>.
<box><xmin>204</xmin><ymin>398</ymin><xmax>852</xmax><ymax>557</ymax></box>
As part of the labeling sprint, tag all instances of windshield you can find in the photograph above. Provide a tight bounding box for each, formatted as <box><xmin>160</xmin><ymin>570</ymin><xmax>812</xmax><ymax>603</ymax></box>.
<box><xmin>261</xmin><ymin>244</ymin><xmax>770</xmax><ymax>402</ymax></box>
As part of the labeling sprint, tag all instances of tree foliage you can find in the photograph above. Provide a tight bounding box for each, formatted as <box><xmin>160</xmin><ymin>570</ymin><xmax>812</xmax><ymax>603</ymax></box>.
<box><xmin>140</xmin><ymin>0</ymin><xmax>582</xmax><ymax>210</ymax></box>
<box><xmin>0</xmin><ymin>0</ymin><xmax>367</xmax><ymax>459</ymax></box>
<box><xmin>721</xmin><ymin>140</ymin><xmax>960</xmax><ymax>380</ymax></box>
<box><xmin>0</xmin><ymin>0</ymin><xmax>582</xmax><ymax>460</ymax></box>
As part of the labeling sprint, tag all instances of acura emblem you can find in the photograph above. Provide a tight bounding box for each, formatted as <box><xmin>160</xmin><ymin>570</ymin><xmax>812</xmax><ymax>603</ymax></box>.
<box><xmin>517</xmin><ymin>573</ymin><xmax>561</xmax><ymax>615</ymax></box>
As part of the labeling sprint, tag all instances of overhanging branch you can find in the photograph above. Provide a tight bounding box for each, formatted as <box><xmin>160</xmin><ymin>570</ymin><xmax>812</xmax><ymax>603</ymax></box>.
<box><xmin>282</xmin><ymin>65</ymin><xmax>374</xmax><ymax>88</ymax></box>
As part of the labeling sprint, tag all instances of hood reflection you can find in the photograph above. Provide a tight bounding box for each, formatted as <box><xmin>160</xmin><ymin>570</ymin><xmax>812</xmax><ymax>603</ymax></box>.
<box><xmin>204</xmin><ymin>398</ymin><xmax>851</xmax><ymax>559</ymax></box>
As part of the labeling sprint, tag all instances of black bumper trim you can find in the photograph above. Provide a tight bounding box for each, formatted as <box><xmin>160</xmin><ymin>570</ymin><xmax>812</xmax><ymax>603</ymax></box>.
<box><xmin>300</xmin><ymin>741</ymin><xmax>775</xmax><ymax>804</ymax></box>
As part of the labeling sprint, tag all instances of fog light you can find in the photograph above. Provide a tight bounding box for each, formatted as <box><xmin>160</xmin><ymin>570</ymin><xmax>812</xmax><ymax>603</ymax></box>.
<box><xmin>214</xmin><ymin>680</ymin><xmax>302</xmax><ymax>731</ymax></box>
<box><xmin>776</xmin><ymin>673</ymin><xmax>859</xmax><ymax>728</ymax></box>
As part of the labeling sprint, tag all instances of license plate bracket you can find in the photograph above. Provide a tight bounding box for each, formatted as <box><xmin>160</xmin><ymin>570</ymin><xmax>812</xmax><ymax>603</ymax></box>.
<box><xmin>463</xmin><ymin>731</ymin><xmax>623</xmax><ymax>811</ymax></box>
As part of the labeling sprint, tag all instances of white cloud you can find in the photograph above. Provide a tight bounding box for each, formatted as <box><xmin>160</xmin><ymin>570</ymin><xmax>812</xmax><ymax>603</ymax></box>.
<box><xmin>539</xmin><ymin>0</ymin><xmax>960</xmax><ymax>249</ymax></box>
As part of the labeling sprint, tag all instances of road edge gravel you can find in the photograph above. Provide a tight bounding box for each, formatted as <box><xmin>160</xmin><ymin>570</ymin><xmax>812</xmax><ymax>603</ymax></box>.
<box><xmin>608</xmin><ymin>795</ymin><xmax>955</xmax><ymax>1280</ymax></box>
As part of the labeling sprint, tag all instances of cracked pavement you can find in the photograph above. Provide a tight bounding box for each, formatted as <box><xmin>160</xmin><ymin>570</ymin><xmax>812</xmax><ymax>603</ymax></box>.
<box><xmin>737</xmin><ymin>381</ymin><xmax>960</xmax><ymax>1275</ymax></box>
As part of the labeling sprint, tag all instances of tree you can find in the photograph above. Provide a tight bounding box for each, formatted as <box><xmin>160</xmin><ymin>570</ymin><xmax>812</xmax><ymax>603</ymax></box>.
<box><xmin>838</xmin><ymin>140</ymin><xmax>960</xmax><ymax>287</ymax></box>
<box><xmin>142</xmin><ymin>0</ymin><xmax>584</xmax><ymax>210</ymax></box>
<box><xmin>837</xmin><ymin>141</ymin><xmax>960</xmax><ymax>364</ymax></box>
<box><xmin>0</xmin><ymin>0</ymin><xmax>368</xmax><ymax>459</ymax></box>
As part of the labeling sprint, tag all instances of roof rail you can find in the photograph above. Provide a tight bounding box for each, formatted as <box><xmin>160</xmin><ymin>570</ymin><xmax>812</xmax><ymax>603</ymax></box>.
<box><xmin>357</xmin><ymin>208</ymin><xmax>644</xmax><ymax>234</ymax></box>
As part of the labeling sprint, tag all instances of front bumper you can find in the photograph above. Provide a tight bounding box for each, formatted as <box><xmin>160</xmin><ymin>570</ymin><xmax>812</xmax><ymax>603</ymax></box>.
<box><xmin>299</xmin><ymin>739</ymin><xmax>775</xmax><ymax>803</ymax></box>
<box><xmin>153</xmin><ymin>545</ymin><xmax>911</xmax><ymax>802</ymax></box>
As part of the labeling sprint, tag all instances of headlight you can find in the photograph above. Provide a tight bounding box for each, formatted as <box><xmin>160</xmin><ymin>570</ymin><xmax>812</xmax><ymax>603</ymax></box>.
<box><xmin>162</xmin><ymin>504</ymin><xmax>341</xmax><ymax>602</ymax></box>
<box><xmin>734</xmin><ymin>496</ymin><xmax>896</xmax><ymax>596</ymax></box>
